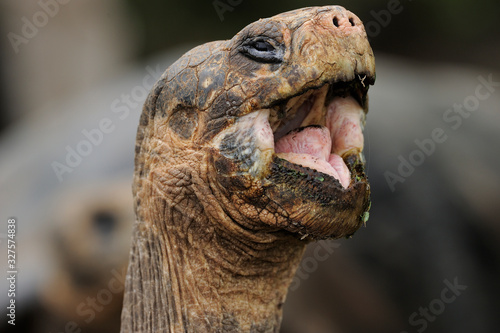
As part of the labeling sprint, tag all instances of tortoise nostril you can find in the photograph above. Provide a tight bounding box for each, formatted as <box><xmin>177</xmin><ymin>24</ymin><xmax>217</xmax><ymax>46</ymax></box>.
<box><xmin>349</xmin><ymin>18</ymin><xmax>355</xmax><ymax>26</ymax></box>
<box><xmin>332</xmin><ymin>16</ymin><xmax>339</xmax><ymax>27</ymax></box>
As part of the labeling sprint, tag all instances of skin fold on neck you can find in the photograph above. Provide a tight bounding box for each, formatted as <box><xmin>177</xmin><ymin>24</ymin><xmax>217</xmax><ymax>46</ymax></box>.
<box><xmin>122</xmin><ymin>154</ymin><xmax>306</xmax><ymax>332</ymax></box>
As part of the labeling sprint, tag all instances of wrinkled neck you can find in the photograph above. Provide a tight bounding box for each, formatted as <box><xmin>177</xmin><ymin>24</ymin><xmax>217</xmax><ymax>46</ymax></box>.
<box><xmin>121</xmin><ymin>171</ymin><xmax>305</xmax><ymax>333</ymax></box>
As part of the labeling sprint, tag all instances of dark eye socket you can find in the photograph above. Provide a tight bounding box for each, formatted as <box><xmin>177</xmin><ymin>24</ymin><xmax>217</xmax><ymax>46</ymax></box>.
<box><xmin>241</xmin><ymin>38</ymin><xmax>283</xmax><ymax>64</ymax></box>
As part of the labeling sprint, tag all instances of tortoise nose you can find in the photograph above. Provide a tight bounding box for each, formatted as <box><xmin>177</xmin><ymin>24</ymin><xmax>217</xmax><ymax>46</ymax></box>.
<box><xmin>326</xmin><ymin>8</ymin><xmax>364</xmax><ymax>35</ymax></box>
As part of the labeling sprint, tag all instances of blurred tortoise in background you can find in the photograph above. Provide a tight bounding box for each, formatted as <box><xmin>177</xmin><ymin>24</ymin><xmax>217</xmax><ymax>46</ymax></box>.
<box><xmin>121</xmin><ymin>6</ymin><xmax>375</xmax><ymax>333</ymax></box>
<box><xmin>40</xmin><ymin>181</ymin><xmax>133</xmax><ymax>332</ymax></box>
<box><xmin>4</xmin><ymin>182</ymin><xmax>133</xmax><ymax>333</ymax></box>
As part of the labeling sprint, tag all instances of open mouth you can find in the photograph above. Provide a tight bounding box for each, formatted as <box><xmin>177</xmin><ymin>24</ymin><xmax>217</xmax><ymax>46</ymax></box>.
<box><xmin>266</xmin><ymin>77</ymin><xmax>369</xmax><ymax>189</ymax></box>
<box><xmin>210</xmin><ymin>75</ymin><xmax>373</xmax><ymax>238</ymax></box>
<box><xmin>212</xmin><ymin>75</ymin><xmax>371</xmax><ymax>194</ymax></box>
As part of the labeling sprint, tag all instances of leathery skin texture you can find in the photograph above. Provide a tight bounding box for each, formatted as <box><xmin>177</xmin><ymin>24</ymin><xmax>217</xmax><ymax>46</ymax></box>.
<box><xmin>121</xmin><ymin>6</ymin><xmax>375</xmax><ymax>333</ymax></box>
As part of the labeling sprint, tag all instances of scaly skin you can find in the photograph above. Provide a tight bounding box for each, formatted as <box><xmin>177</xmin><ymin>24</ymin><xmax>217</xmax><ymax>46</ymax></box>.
<box><xmin>121</xmin><ymin>6</ymin><xmax>375</xmax><ymax>333</ymax></box>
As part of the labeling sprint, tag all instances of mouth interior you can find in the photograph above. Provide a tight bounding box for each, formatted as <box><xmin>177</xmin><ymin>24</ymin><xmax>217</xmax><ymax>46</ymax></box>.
<box><xmin>269</xmin><ymin>80</ymin><xmax>368</xmax><ymax>189</ymax></box>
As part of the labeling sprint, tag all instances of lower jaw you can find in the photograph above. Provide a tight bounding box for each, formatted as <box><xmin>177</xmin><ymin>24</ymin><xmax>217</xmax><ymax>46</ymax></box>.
<box><xmin>263</xmin><ymin>154</ymin><xmax>370</xmax><ymax>240</ymax></box>
<box><xmin>275</xmin><ymin>146</ymin><xmax>359</xmax><ymax>189</ymax></box>
<box><xmin>267</xmin><ymin>151</ymin><xmax>367</xmax><ymax>196</ymax></box>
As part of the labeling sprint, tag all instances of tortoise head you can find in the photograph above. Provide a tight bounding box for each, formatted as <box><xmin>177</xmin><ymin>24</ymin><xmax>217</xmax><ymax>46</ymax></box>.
<box><xmin>135</xmin><ymin>5</ymin><xmax>375</xmax><ymax>240</ymax></box>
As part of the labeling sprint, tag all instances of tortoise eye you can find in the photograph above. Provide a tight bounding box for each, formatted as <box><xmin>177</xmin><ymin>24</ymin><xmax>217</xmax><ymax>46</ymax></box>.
<box><xmin>253</xmin><ymin>41</ymin><xmax>274</xmax><ymax>52</ymax></box>
<box><xmin>241</xmin><ymin>38</ymin><xmax>284</xmax><ymax>63</ymax></box>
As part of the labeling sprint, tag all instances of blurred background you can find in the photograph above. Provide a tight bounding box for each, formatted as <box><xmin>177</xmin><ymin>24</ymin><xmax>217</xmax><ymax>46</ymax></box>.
<box><xmin>0</xmin><ymin>1</ymin><xmax>498</xmax><ymax>332</ymax></box>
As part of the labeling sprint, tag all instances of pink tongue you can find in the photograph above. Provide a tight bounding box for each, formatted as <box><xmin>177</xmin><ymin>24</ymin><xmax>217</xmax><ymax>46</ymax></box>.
<box><xmin>275</xmin><ymin>126</ymin><xmax>351</xmax><ymax>188</ymax></box>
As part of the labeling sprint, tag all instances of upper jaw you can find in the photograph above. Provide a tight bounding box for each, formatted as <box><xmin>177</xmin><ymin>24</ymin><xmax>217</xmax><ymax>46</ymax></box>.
<box><xmin>270</xmin><ymin>75</ymin><xmax>370</xmax><ymax>140</ymax></box>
